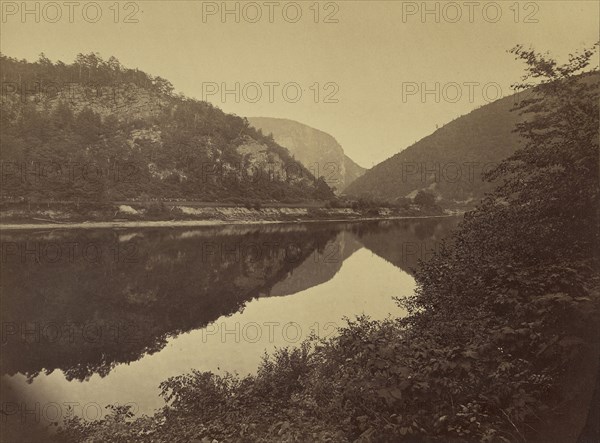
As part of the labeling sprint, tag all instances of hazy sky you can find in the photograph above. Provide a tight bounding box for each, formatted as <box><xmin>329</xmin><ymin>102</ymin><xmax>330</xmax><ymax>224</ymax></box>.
<box><xmin>1</xmin><ymin>1</ymin><xmax>598</xmax><ymax>167</ymax></box>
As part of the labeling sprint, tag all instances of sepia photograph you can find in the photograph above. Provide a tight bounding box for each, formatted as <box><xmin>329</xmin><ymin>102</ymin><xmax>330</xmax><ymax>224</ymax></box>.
<box><xmin>0</xmin><ymin>1</ymin><xmax>598</xmax><ymax>442</ymax></box>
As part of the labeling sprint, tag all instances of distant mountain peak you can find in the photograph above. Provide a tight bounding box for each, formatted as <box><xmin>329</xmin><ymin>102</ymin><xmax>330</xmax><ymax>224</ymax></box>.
<box><xmin>248</xmin><ymin>117</ymin><xmax>366</xmax><ymax>193</ymax></box>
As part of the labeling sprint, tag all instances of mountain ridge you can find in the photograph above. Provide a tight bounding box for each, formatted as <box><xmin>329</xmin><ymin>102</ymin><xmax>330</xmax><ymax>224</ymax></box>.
<box><xmin>344</xmin><ymin>72</ymin><xmax>600</xmax><ymax>207</ymax></box>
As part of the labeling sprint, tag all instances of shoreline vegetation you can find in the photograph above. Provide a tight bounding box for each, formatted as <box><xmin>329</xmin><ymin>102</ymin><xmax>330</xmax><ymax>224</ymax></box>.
<box><xmin>0</xmin><ymin>200</ymin><xmax>457</xmax><ymax>231</ymax></box>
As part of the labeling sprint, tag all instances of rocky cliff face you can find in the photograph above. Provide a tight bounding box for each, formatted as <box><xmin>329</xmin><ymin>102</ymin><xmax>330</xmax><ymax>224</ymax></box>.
<box><xmin>248</xmin><ymin>117</ymin><xmax>366</xmax><ymax>192</ymax></box>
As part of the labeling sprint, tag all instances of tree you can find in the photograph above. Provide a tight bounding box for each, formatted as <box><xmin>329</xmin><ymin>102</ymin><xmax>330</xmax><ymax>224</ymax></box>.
<box><xmin>152</xmin><ymin>76</ymin><xmax>174</xmax><ymax>95</ymax></box>
<box><xmin>74</xmin><ymin>108</ymin><xmax>104</xmax><ymax>144</ymax></box>
<box><xmin>312</xmin><ymin>176</ymin><xmax>335</xmax><ymax>200</ymax></box>
<box><xmin>52</xmin><ymin>101</ymin><xmax>74</xmax><ymax>130</ymax></box>
<box><xmin>483</xmin><ymin>43</ymin><xmax>600</xmax><ymax>260</ymax></box>
<box><xmin>106</xmin><ymin>56</ymin><xmax>124</xmax><ymax>78</ymax></box>
<box><xmin>413</xmin><ymin>190</ymin><xmax>435</xmax><ymax>207</ymax></box>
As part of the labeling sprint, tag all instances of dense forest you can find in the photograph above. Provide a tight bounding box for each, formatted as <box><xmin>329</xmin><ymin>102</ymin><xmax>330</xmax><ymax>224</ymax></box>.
<box><xmin>57</xmin><ymin>45</ymin><xmax>599</xmax><ymax>442</ymax></box>
<box><xmin>0</xmin><ymin>53</ymin><xmax>334</xmax><ymax>203</ymax></box>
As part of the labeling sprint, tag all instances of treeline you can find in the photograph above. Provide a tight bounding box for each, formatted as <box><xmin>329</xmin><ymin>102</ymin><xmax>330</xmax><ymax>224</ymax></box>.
<box><xmin>325</xmin><ymin>190</ymin><xmax>443</xmax><ymax>216</ymax></box>
<box><xmin>58</xmin><ymin>46</ymin><xmax>599</xmax><ymax>442</ymax></box>
<box><xmin>0</xmin><ymin>53</ymin><xmax>333</xmax><ymax>203</ymax></box>
<box><xmin>1</xmin><ymin>52</ymin><xmax>174</xmax><ymax>95</ymax></box>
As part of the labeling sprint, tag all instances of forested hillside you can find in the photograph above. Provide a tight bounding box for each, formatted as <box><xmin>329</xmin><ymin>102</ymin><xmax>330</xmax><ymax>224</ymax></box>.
<box><xmin>0</xmin><ymin>53</ymin><xmax>333</xmax><ymax>203</ymax></box>
<box><xmin>345</xmin><ymin>72</ymin><xmax>600</xmax><ymax>208</ymax></box>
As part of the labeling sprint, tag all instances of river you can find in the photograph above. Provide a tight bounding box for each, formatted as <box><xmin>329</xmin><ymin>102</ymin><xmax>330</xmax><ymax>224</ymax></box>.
<box><xmin>0</xmin><ymin>216</ymin><xmax>460</xmax><ymax>433</ymax></box>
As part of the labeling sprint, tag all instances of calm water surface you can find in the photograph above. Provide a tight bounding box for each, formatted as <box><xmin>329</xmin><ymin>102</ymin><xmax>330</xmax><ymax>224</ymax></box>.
<box><xmin>1</xmin><ymin>217</ymin><xmax>460</xmax><ymax>424</ymax></box>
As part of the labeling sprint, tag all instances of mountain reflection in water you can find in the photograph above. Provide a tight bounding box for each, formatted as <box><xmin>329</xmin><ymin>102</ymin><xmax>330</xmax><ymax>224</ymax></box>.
<box><xmin>0</xmin><ymin>217</ymin><xmax>460</xmax><ymax>419</ymax></box>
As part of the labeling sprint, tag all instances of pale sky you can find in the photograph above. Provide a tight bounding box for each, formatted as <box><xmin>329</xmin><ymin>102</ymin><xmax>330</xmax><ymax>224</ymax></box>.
<box><xmin>1</xmin><ymin>1</ymin><xmax>598</xmax><ymax>167</ymax></box>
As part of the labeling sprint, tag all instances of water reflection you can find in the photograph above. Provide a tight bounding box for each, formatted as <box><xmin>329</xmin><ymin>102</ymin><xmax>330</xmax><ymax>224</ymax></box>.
<box><xmin>0</xmin><ymin>217</ymin><xmax>460</xmax><ymax>429</ymax></box>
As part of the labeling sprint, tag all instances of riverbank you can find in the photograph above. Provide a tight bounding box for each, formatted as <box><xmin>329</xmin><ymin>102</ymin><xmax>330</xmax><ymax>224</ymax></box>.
<box><xmin>0</xmin><ymin>203</ymin><xmax>461</xmax><ymax>231</ymax></box>
<box><xmin>0</xmin><ymin>212</ymin><xmax>459</xmax><ymax>231</ymax></box>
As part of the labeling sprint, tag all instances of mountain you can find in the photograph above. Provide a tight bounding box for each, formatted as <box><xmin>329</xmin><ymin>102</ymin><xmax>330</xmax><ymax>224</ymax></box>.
<box><xmin>344</xmin><ymin>96</ymin><xmax>523</xmax><ymax>207</ymax></box>
<box><xmin>248</xmin><ymin>117</ymin><xmax>366</xmax><ymax>192</ymax></box>
<box><xmin>267</xmin><ymin>229</ymin><xmax>364</xmax><ymax>298</ymax></box>
<box><xmin>344</xmin><ymin>73</ymin><xmax>600</xmax><ymax>208</ymax></box>
<box><xmin>0</xmin><ymin>53</ymin><xmax>333</xmax><ymax>203</ymax></box>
